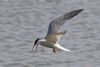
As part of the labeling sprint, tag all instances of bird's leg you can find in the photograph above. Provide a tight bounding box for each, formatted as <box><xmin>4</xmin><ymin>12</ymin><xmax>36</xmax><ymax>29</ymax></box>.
<box><xmin>53</xmin><ymin>48</ymin><xmax>56</xmax><ymax>53</ymax></box>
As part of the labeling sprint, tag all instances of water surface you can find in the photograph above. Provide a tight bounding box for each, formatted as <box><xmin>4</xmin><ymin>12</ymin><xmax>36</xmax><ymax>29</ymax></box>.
<box><xmin>0</xmin><ymin>0</ymin><xmax>100</xmax><ymax>67</ymax></box>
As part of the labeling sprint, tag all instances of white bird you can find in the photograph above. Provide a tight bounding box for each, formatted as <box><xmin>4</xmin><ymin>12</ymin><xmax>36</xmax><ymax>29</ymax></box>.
<box><xmin>32</xmin><ymin>9</ymin><xmax>83</xmax><ymax>53</ymax></box>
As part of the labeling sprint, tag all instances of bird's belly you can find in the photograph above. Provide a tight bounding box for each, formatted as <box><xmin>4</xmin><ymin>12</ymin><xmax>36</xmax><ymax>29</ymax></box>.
<box><xmin>41</xmin><ymin>42</ymin><xmax>55</xmax><ymax>48</ymax></box>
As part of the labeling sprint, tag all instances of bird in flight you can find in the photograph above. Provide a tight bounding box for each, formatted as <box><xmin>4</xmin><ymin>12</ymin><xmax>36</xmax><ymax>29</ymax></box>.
<box><xmin>32</xmin><ymin>9</ymin><xmax>83</xmax><ymax>53</ymax></box>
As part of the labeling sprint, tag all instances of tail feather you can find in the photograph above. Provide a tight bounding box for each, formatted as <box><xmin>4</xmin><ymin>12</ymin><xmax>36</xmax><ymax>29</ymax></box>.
<box><xmin>54</xmin><ymin>44</ymin><xmax>71</xmax><ymax>52</ymax></box>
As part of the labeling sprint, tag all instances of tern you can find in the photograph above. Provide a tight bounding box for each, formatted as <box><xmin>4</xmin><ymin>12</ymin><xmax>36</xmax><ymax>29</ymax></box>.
<box><xmin>32</xmin><ymin>9</ymin><xmax>83</xmax><ymax>53</ymax></box>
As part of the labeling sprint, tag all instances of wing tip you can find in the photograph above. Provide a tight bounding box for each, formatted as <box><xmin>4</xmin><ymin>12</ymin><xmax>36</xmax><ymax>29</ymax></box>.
<box><xmin>63</xmin><ymin>9</ymin><xmax>84</xmax><ymax>20</ymax></box>
<box><xmin>76</xmin><ymin>9</ymin><xmax>84</xmax><ymax>13</ymax></box>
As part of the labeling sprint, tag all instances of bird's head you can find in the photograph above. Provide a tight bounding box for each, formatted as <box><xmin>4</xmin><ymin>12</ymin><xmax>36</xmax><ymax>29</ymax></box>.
<box><xmin>32</xmin><ymin>38</ymin><xmax>46</xmax><ymax>51</ymax></box>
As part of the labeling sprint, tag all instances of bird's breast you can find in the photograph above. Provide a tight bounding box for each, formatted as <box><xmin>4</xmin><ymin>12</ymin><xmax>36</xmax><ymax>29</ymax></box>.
<box><xmin>40</xmin><ymin>41</ymin><xmax>55</xmax><ymax>48</ymax></box>
<box><xmin>46</xmin><ymin>34</ymin><xmax>63</xmax><ymax>43</ymax></box>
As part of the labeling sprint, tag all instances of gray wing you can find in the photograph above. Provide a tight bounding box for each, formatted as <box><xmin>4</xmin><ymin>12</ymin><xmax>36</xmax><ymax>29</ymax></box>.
<box><xmin>46</xmin><ymin>9</ymin><xmax>83</xmax><ymax>36</ymax></box>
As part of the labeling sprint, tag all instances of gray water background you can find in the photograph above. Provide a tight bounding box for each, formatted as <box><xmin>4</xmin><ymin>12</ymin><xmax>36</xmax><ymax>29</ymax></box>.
<box><xmin>0</xmin><ymin>0</ymin><xmax>100</xmax><ymax>67</ymax></box>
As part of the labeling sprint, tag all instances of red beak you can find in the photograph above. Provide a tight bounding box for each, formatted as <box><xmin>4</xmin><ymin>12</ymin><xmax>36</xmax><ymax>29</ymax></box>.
<box><xmin>32</xmin><ymin>43</ymin><xmax>38</xmax><ymax>51</ymax></box>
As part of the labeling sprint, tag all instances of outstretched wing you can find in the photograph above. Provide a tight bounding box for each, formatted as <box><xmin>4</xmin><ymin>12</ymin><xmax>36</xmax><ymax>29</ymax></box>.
<box><xmin>46</xmin><ymin>9</ymin><xmax>83</xmax><ymax>37</ymax></box>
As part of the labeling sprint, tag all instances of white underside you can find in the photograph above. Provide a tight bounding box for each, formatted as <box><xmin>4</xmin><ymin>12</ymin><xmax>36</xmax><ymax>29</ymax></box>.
<box><xmin>39</xmin><ymin>38</ymin><xmax>71</xmax><ymax>52</ymax></box>
<box><xmin>54</xmin><ymin>44</ymin><xmax>71</xmax><ymax>52</ymax></box>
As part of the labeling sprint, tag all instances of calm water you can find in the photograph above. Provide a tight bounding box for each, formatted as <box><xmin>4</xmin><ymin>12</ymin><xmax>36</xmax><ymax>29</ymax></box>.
<box><xmin>0</xmin><ymin>0</ymin><xmax>100</xmax><ymax>67</ymax></box>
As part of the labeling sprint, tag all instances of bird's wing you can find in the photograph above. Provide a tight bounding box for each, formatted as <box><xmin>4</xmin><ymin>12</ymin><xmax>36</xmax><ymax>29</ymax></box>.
<box><xmin>46</xmin><ymin>9</ymin><xmax>83</xmax><ymax>37</ymax></box>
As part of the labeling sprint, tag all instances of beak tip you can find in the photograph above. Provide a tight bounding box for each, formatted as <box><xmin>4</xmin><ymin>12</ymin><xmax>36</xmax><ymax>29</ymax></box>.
<box><xmin>32</xmin><ymin>44</ymin><xmax>35</xmax><ymax>50</ymax></box>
